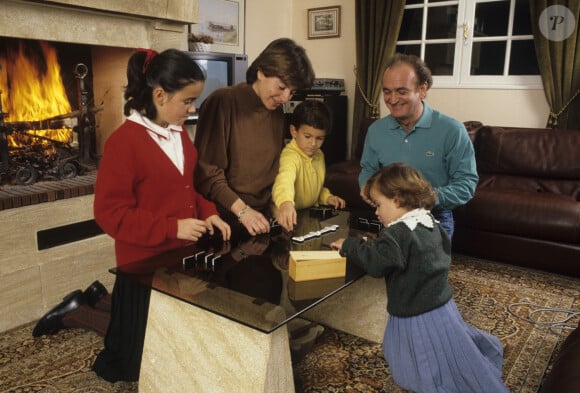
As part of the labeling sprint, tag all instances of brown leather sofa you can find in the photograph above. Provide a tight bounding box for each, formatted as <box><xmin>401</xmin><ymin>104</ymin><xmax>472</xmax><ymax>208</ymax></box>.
<box><xmin>454</xmin><ymin>125</ymin><xmax>580</xmax><ymax>392</ymax></box>
<box><xmin>452</xmin><ymin>125</ymin><xmax>580</xmax><ymax>278</ymax></box>
<box><xmin>324</xmin><ymin>118</ymin><xmax>376</xmax><ymax>211</ymax></box>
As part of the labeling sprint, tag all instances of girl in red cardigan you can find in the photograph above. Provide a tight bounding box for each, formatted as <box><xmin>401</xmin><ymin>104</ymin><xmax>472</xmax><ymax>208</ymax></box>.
<box><xmin>33</xmin><ymin>48</ymin><xmax>230</xmax><ymax>382</ymax></box>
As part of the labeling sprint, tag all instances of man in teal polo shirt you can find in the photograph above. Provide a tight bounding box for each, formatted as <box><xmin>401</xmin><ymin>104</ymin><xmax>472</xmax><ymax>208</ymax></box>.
<box><xmin>359</xmin><ymin>53</ymin><xmax>478</xmax><ymax>238</ymax></box>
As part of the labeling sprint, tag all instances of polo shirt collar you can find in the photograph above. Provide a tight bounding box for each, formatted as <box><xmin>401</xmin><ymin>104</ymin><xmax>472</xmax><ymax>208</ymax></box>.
<box><xmin>385</xmin><ymin>101</ymin><xmax>434</xmax><ymax>131</ymax></box>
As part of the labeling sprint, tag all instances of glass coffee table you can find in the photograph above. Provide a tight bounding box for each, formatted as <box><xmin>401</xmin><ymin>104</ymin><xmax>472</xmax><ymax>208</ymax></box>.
<box><xmin>112</xmin><ymin>210</ymin><xmax>369</xmax><ymax>393</ymax></box>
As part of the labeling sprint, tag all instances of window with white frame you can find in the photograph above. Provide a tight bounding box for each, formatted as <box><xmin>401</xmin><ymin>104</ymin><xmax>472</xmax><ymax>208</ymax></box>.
<box><xmin>396</xmin><ymin>0</ymin><xmax>542</xmax><ymax>89</ymax></box>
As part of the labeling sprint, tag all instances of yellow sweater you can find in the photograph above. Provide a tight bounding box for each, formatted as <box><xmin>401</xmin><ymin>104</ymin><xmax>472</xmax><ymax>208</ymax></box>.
<box><xmin>272</xmin><ymin>139</ymin><xmax>333</xmax><ymax>209</ymax></box>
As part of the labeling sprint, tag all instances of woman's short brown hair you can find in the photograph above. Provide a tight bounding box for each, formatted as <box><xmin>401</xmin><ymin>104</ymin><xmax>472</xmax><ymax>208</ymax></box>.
<box><xmin>246</xmin><ymin>38</ymin><xmax>315</xmax><ymax>91</ymax></box>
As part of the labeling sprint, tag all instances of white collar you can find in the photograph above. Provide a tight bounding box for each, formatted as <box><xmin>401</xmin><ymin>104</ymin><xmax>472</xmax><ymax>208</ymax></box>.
<box><xmin>127</xmin><ymin>111</ymin><xmax>182</xmax><ymax>139</ymax></box>
<box><xmin>387</xmin><ymin>208</ymin><xmax>435</xmax><ymax>231</ymax></box>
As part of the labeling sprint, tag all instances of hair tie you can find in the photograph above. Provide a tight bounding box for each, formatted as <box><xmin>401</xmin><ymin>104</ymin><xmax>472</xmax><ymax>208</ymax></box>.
<box><xmin>137</xmin><ymin>48</ymin><xmax>158</xmax><ymax>75</ymax></box>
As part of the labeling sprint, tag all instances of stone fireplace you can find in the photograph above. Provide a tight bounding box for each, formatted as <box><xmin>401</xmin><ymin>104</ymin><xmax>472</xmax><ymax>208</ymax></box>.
<box><xmin>0</xmin><ymin>0</ymin><xmax>198</xmax><ymax>332</ymax></box>
<box><xmin>1</xmin><ymin>0</ymin><xmax>198</xmax><ymax>170</ymax></box>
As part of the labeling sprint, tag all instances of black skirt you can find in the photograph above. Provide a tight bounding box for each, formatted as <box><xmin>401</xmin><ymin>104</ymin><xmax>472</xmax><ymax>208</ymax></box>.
<box><xmin>92</xmin><ymin>275</ymin><xmax>151</xmax><ymax>382</ymax></box>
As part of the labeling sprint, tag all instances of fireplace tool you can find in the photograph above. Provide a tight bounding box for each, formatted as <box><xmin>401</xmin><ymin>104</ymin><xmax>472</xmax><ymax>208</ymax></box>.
<box><xmin>0</xmin><ymin>91</ymin><xmax>11</xmax><ymax>182</ymax></box>
<box><xmin>73</xmin><ymin>63</ymin><xmax>96</xmax><ymax>164</ymax></box>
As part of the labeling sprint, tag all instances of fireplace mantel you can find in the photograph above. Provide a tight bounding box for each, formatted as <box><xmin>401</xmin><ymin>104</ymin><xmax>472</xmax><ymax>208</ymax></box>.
<box><xmin>33</xmin><ymin>0</ymin><xmax>198</xmax><ymax>23</ymax></box>
<box><xmin>0</xmin><ymin>0</ymin><xmax>198</xmax><ymax>50</ymax></box>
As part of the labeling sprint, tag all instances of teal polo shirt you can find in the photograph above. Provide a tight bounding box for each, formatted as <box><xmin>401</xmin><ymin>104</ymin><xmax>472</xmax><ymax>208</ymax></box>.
<box><xmin>358</xmin><ymin>102</ymin><xmax>478</xmax><ymax>210</ymax></box>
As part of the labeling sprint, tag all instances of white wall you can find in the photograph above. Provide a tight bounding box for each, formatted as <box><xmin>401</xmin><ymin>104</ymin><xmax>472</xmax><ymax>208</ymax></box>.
<box><xmin>245</xmin><ymin>0</ymin><xmax>551</xmax><ymax>155</ymax></box>
<box><xmin>424</xmin><ymin>88</ymin><xmax>550</xmax><ymax>127</ymax></box>
<box><xmin>245</xmin><ymin>0</ymin><xmax>293</xmax><ymax>60</ymax></box>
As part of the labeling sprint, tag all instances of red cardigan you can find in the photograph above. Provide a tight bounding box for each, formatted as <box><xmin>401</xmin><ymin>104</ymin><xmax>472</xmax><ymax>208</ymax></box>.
<box><xmin>94</xmin><ymin>120</ymin><xmax>218</xmax><ymax>266</ymax></box>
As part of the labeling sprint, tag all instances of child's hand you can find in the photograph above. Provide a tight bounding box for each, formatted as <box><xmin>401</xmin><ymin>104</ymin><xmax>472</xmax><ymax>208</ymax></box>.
<box><xmin>177</xmin><ymin>218</ymin><xmax>208</xmax><ymax>242</ymax></box>
<box><xmin>360</xmin><ymin>183</ymin><xmax>373</xmax><ymax>206</ymax></box>
<box><xmin>205</xmin><ymin>215</ymin><xmax>232</xmax><ymax>241</ymax></box>
<box><xmin>326</xmin><ymin>195</ymin><xmax>346</xmax><ymax>210</ymax></box>
<box><xmin>275</xmin><ymin>201</ymin><xmax>297</xmax><ymax>232</ymax></box>
<box><xmin>330</xmin><ymin>238</ymin><xmax>344</xmax><ymax>251</ymax></box>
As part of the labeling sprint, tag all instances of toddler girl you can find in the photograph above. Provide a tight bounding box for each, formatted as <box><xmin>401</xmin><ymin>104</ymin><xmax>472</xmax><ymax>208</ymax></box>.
<box><xmin>330</xmin><ymin>162</ymin><xmax>509</xmax><ymax>393</ymax></box>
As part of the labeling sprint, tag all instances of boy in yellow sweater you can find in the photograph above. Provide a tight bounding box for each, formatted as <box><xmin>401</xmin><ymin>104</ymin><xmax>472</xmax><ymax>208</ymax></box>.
<box><xmin>272</xmin><ymin>100</ymin><xmax>346</xmax><ymax>232</ymax></box>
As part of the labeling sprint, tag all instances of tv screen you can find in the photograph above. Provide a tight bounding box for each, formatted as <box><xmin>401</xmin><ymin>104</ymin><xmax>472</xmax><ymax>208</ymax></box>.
<box><xmin>185</xmin><ymin>52</ymin><xmax>248</xmax><ymax>122</ymax></box>
<box><xmin>195</xmin><ymin>58</ymin><xmax>229</xmax><ymax>108</ymax></box>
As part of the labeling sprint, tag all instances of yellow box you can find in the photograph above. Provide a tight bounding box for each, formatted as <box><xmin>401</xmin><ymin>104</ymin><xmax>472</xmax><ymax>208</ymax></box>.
<box><xmin>288</xmin><ymin>250</ymin><xmax>346</xmax><ymax>282</ymax></box>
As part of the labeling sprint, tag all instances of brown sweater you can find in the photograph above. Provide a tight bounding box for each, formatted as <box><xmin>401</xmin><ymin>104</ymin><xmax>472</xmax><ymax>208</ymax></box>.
<box><xmin>194</xmin><ymin>83</ymin><xmax>285</xmax><ymax>211</ymax></box>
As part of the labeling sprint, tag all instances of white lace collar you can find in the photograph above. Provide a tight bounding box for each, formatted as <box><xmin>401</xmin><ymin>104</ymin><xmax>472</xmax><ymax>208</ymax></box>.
<box><xmin>387</xmin><ymin>208</ymin><xmax>435</xmax><ymax>231</ymax></box>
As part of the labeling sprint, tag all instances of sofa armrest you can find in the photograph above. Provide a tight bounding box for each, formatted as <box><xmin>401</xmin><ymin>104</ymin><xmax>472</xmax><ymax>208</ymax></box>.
<box><xmin>325</xmin><ymin>161</ymin><xmax>369</xmax><ymax>210</ymax></box>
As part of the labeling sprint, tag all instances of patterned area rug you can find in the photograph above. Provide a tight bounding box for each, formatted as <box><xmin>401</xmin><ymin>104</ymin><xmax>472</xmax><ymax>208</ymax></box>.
<box><xmin>294</xmin><ymin>254</ymin><xmax>580</xmax><ymax>393</ymax></box>
<box><xmin>1</xmin><ymin>254</ymin><xmax>579</xmax><ymax>393</ymax></box>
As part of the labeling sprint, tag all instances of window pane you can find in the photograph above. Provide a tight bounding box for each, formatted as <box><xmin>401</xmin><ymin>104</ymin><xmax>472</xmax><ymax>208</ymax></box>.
<box><xmin>425</xmin><ymin>43</ymin><xmax>455</xmax><ymax>75</ymax></box>
<box><xmin>513</xmin><ymin>0</ymin><xmax>532</xmax><ymax>35</ymax></box>
<box><xmin>399</xmin><ymin>8</ymin><xmax>423</xmax><ymax>40</ymax></box>
<box><xmin>471</xmin><ymin>41</ymin><xmax>506</xmax><ymax>75</ymax></box>
<box><xmin>509</xmin><ymin>40</ymin><xmax>539</xmax><ymax>75</ymax></box>
<box><xmin>396</xmin><ymin>44</ymin><xmax>421</xmax><ymax>57</ymax></box>
<box><xmin>405</xmin><ymin>0</ymin><xmax>423</xmax><ymax>4</ymax></box>
<box><xmin>427</xmin><ymin>6</ymin><xmax>458</xmax><ymax>39</ymax></box>
<box><xmin>474</xmin><ymin>1</ymin><xmax>509</xmax><ymax>37</ymax></box>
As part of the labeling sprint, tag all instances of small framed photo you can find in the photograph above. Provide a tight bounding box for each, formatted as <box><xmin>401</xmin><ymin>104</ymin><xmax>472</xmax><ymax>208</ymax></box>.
<box><xmin>308</xmin><ymin>6</ymin><xmax>341</xmax><ymax>39</ymax></box>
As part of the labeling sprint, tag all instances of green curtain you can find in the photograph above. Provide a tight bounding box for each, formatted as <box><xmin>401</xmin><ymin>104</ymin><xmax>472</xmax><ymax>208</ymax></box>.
<box><xmin>530</xmin><ymin>1</ymin><xmax>580</xmax><ymax>130</ymax></box>
<box><xmin>352</xmin><ymin>0</ymin><xmax>405</xmax><ymax>158</ymax></box>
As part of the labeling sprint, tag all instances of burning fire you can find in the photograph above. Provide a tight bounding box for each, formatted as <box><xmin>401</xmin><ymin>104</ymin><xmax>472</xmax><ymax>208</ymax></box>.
<box><xmin>0</xmin><ymin>40</ymin><xmax>73</xmax><ymax>148</ymax></box>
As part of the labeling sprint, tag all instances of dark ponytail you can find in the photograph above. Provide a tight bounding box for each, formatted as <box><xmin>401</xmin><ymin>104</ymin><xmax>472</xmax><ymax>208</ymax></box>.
<box><xmin>124</xmin><ymin>49</ymin><xmax>205</xmax><ymax>119</ymax></box>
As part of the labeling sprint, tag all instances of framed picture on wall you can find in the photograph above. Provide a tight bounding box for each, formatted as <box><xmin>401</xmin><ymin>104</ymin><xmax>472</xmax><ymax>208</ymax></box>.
<box><xmin>308</xmin><ymin>6</ymin><xmax>341</xmax><ymax>39</ymax></box>
<box><xmin>191</xmin><ymin>0</ymin><xmax>245</xmax><ymax>54</ymax></box>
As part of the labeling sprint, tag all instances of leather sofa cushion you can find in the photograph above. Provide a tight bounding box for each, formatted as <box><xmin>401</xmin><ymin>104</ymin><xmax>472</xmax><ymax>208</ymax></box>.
<box><xmin>455</xmin><ymin>189</ymin><xmax>580</xmax><ymax>243</ymax></box>
<box><xmin>478</xmin><ymin>174</ymin><xmax>580</xmax><ymax>201</ymax></box>
<box><xmin>476</xmin><ymin>127</ymin><xmax>580</xmax><ymax>180</ymax></box>
<box><xmin>325</xmin><ymin>161</ymin><xmax>367</xmax><ymax>210</ymax></box>
<box><xmin>326</xmin><ymin>160</ymin><xmax>362</xmax><ymax>176</ymax></box>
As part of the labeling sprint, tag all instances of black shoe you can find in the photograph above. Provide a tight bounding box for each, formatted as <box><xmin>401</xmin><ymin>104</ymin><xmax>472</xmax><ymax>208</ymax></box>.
<box><xmin>32</xmin><ymin>289</ymin><xmax>86</xmax><ymax>337</ymax></box>
<box><xmin>84</xmin><ymin>280</ymin><xmax>108</xmax><ymax>307</ymax></box>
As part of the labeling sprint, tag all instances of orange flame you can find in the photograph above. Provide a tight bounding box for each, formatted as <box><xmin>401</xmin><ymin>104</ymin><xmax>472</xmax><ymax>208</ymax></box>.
<box><xmin>0</xmin><ymin>40</ymin><xmax>73</xmax><ymax>148</ymax></box>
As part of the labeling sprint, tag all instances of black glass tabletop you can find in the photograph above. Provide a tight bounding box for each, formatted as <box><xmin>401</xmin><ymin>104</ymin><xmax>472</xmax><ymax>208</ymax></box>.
<box><xmin>111</xmin><ymin>210</ymin><xmax>369</xmax><ymax>333</ymax></box>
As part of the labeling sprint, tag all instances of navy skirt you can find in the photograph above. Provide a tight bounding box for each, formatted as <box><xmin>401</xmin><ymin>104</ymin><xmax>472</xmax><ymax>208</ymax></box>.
<box><xmin>383</xmin><ymin>299</ymin><xmax>509</xmax><ymax>393</ymax></box>
<box><xmin>92</xmin><ymin>275</ymin><xmax>151</xmax><ymax>382</ymax></box>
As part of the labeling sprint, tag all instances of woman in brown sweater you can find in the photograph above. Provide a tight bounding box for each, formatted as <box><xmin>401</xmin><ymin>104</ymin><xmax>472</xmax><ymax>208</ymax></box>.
<box><xmin>195</xmin><ymin>38</ymin><xmax>315</xmax><ymax>236</ymax></box>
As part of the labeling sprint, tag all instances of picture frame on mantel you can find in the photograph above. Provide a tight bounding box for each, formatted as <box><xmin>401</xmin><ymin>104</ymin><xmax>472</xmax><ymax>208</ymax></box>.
<box><xmin>192</xmin><ymin>0</ymin><xmax>245</xmax><ymax>54</ymax></box>
<box><xmin>308</xmin><ymin>6</ymin><xmax>341</xmax><ymax>39</ymax></box>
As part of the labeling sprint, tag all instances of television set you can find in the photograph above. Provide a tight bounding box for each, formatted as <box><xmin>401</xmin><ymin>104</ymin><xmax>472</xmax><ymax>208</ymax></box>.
<box><xmin>185</xmin><ymin>51</ymin><xmax>248</xmax><ymax>122</ymax></box>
